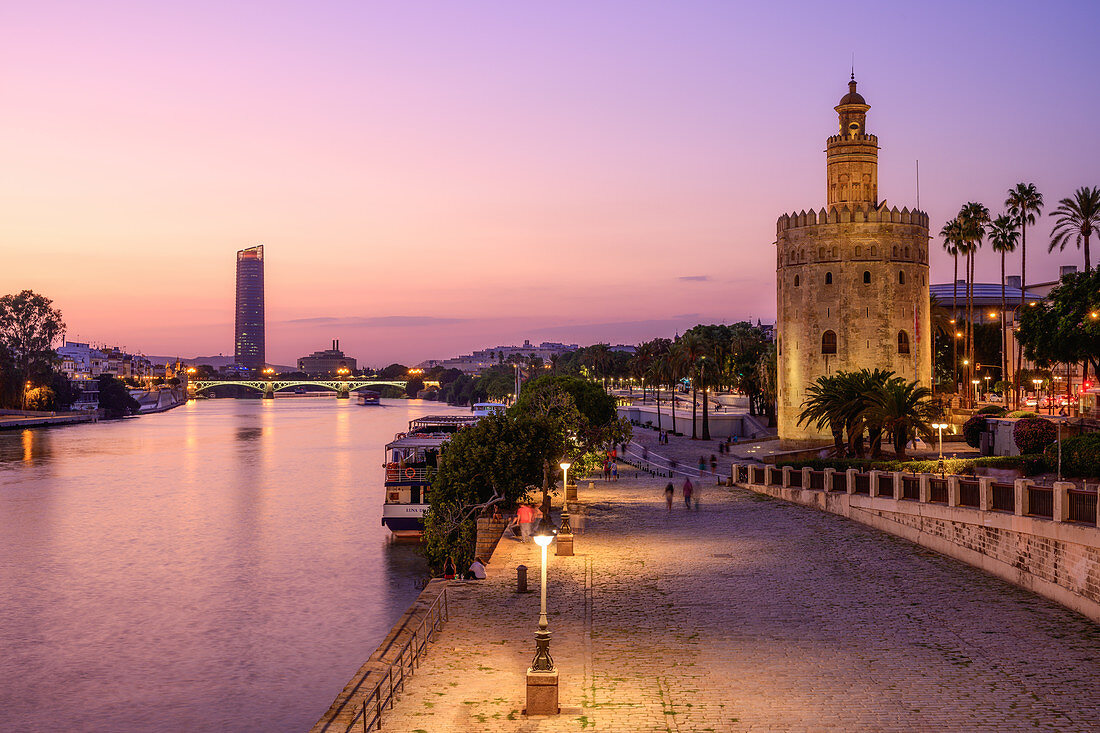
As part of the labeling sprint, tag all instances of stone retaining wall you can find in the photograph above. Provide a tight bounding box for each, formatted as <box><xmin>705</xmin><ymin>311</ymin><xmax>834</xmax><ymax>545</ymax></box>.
<box><xmin>733</xmin><ymin>464</ymin><xmax>1100</xmax><ymax>623</ymax></box>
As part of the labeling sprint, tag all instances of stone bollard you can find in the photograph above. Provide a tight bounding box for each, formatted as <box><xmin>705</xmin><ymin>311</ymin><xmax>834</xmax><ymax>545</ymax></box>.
<box><xmin>892</xmin><ymin>471</ymin><xmax>903</xmax><ymax>500</ymax></box>
<box><xmin>781</xmin><ymin>466</ymin><xmax>792</xmax><ymax>488</ymax></box>
<box><xmin>845</xmin><ymin>468</ymin><xmax>858</xmax><ymax>495</ymax></box>
<box><xmin>918</xmin><ymin>473</ymin><xmax>931</xmax><ymax>503</ymax></box>
<box><xmin>1053</xmin><ymin>482</ymin><xmax>1073</xmax><ymax>523</ymax></box>
<box><xmin>947</xmin><ymin>476</ymin><xmax>961</xmax><ymax>507</ymax></box>
<box><xmin>763</xmin><ymin>465</ymin><xmax>773</xmax><ymax>486</ymax></box>
<box><xmin>729</xmin><ymin>464</ymin><xmax>739</xmax><ymax>486</ymax></box>
<box><xmin>802</xmin><ymin>467</ymin><xmax>812</xmax><ymax>491</ymax></box>
<box><xmin>1014</xmin><ymin>478</ymin><xmax>1034</xmax><ymax>516</ymax></box>
<box><xmin>517</xmin><ymin>565</ymin><xmax>528</xmax><ymax>593</ymax></box>
<box><xmin>588</xmin><ymin>481</ymin><xmax>595</xmax><ymax>493</ymax></box>
<box><xmin>978</xmin><ymin>477</ymin><xmax>994</xmax><ymax>511</ymax></box>
<box><xmin>823</xmin><ymin>467</ymin><xmax>836</xmax><ymax>492</ymax></box>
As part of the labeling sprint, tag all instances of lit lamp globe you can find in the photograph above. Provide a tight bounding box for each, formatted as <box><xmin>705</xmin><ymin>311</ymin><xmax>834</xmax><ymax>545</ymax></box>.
<box><xmin>533</xmin><ymin>517</ymin><xmax>556</xmax><ymax>547</ymax></box>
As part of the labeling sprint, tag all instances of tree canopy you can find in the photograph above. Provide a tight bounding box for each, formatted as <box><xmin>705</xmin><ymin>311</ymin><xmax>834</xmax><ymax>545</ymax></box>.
<box><xmin>1017</xmin><ymin>269</ymin><xmax>1100</xmax><ymax>380</ymax></box>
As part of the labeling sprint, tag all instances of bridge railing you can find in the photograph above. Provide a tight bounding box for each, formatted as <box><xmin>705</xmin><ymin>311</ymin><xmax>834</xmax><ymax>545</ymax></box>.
<box><xmin>731</xmin><ymin>464</ymin><xmax>1099</xmax><ymax>528</ymax></box>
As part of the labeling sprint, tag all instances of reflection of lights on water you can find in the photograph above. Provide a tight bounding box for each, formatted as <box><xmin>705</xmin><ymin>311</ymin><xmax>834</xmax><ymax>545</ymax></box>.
<box><xmin>22</xmin><ymin>429</ymin><xmax>33</xmax><ymax>463</ymax></box>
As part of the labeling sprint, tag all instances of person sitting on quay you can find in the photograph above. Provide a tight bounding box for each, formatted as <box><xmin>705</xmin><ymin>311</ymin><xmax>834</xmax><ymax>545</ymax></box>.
<box><xmin>464</xmin><ymin>557</ymin><xmax>487</xmax><ymax>580</ymax></box>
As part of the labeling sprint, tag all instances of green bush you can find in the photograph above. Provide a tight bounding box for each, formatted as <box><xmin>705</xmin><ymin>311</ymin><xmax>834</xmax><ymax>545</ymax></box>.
<box><xmin>1013</xmin><ymin>417</ymin><xmax>1057</xmax><ymax>455</ymax></box>
<box><xmin>774</xmin><ymin>455</ymin><xmax>1046</xmax><ymax>477</ymax></box>
<box><xmin>962</xmin><ymin>415</ymin><xmax>986</xmax><ymax>448</ymax></box>
<box><xmin>1045</xmin><ymin>433</ymin><xmax>1100</xmax><ymax>479</ymax></box>
<box><xmin>1006</xmin><ymin>410</ymin><xmax>1038</xmax><ymax>419</ymax></box>
<box><xmin>976</xmin><ymin>405</ymin><xmax>1006</xmax><ymax>416</ymax></box>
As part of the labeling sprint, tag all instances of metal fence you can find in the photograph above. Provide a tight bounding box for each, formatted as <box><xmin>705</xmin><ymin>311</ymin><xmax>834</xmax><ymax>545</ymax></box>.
<box><xmin>901</xmin><ymin>476</ymin><xmax>920</xmax><ymax>500</ymax></box>
<box><xmin>809</xmin><ymin>471</ymin><xmax>825</xmax><ymax>490</ymax></box>
<box><xmin>959</xmin><ymin>479</ymin><xmax>981</xmax><ymax>508</ymax></box>
<box><xmin>788</xmin><ymin>469</ymin><xmax>803</xmax><ymax>488</ymax></box>
<box><xmin>1028</xmin><ymin>486</ymin><xmax>1054</xmax><ymax>519</ymax></box>
<box><xmin>344</xmin><ymin>587</ymin><xmax>449</xmax><ymax>732</ymax></box>
<box><xmin>1068</xmin><ymin>489</ymin><xmax>1098</xmax><ymax>526</ymax></box>
<box><xmin>854</xmin><ymin>473</ymin><xmax>870</xmax><ymax>495</ymax></box>
<box><xmin>831</xmin><ymin>472</ymin><xmax>847</xmax><ymax>492</ymax></box>
<box><xmin>991</xmin><ymin>483</ymin><xmax>1015</xmax><ymax>512</ymax></box>
<box><xmin>877</xmin><ymin>474</ymin><xmax>895</xmax><ymax>498</ymax></box>
<box><xmin>929</xmin><ymin>478</ymin><xmax>948</xmax><ymax>504</ymax></box>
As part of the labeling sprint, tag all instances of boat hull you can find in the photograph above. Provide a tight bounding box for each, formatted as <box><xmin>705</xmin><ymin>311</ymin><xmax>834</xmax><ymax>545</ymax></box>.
<box><xmin>381</xmin><ymin>503</ymin><xmax>426</xmax><ymax>539</ymax></box>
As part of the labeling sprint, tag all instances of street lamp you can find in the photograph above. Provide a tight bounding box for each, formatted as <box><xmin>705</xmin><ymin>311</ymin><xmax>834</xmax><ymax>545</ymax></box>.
<box><xmin>971</xmin><ymin>379</ymin><xmax>980</xmax><ymax>405</ymax></box>
<box><xmin>560</xmin><ymin>461</ymin><xmax>571</xmax><ymax>492</ymax></box>
<box><xmin>931</xmin><ymin>422</ymin><xmax>948</xmax><ymax>473</ymax></box>
<box><xmin>526</xmin><ymin>515</ymin><xmax>559</xmax><ymax>714</ymax></box>
<box><xmin>22</xmin><ymin>381</ymin><xmax>32</xmax><ymax>411</ymax></box>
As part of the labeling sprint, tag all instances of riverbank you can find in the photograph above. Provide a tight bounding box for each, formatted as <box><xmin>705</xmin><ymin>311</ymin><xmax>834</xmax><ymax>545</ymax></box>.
<box><xmin>0</xmin><ymin>410</ymin><xmax>96</xmax><ymax>430</ymax></box>
<box><xmin>338</xmin><ymin>471</ymin><xmax>1100</xmax><ymax>731</ymax></box>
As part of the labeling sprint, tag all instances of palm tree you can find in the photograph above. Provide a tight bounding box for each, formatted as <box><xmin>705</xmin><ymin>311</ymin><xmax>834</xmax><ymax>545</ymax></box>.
<box><xmin>798</xmin><ymin>374</ymin><xmax>847</xmax><ymax>456</ymax></box>
<box><xmin>988</xmin><ymin>214</ymin><xmax>1019</xmax><ymax>390</ymax></box>
<box><xmin>1049</xmin><ymin>186</ymin><xmax>1100</xmax><ymax>273</ymax></box>
<box><xmin>585</xmin><ymin>343</ymin><xmax>612</xmax><ymax>389</ymax></box>
<box><xmin>631</xmin><ymin>342</ymin><xmax>655</xmax><ymax>403</ymax></box>
<box><xmin>940</xmin><ymin>218</ymin><xmax>964</xmax><ymax>394</ymax></box>
<box><xmin>958</xmin><ymin>202</ymin><xmax>990</xmax><ymax>406</ymax></box>
<box><xmin>866</xmin><ymin>377</ymin><xmax>935</xmax><ymax>460</ymax></box>
<box><xmin>675</xmin><ymin>332</ymin><xmax>708</xmax><ymax>439</ymax></box>
<box><xmin>1005</xmin><ymin>183</ymin><xmax>1044</xmax><ymax>409</ymax></box>
<box><xmin>647</xmin><ymin>353</ymin><xmax>666</xmax><ymax>433</ymax></box>
<box><xmin>699</xmin><ymin>354</ymin><xmax>712</xmax><ymax>440</ymax></box>
<box><xmin>665</xmin><ymin>344</ymin><xmax>680</xmax><ymax>436</ymax></box>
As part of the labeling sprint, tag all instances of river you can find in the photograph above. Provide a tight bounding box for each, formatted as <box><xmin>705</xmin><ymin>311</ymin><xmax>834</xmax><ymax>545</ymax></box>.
<box><xmin>0</xmin><ymin>397</ymin><xmax>468</xmax><ymax>731</ymax></box>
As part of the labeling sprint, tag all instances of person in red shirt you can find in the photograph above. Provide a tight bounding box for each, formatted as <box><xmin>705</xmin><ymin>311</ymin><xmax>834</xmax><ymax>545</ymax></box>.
<box><xmin>517</xmin><ymin>503</ymin><xmax>535</xmax><ymax>540</ymax></box>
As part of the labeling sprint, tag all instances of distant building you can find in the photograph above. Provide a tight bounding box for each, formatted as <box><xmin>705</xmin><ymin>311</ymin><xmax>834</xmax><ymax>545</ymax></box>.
<box><xmin>298</xmin><ymin>340</ymin><xmax>357</xmax><ymax>375</ymax></box>
<box><xmin>235</xmin><ymin>245</ymin><xmax>265</xmax><ymax>371</ymax></box>
<box><xmin>420</xmin><ymin>340</ymin><xmax>579</xmax><ymax>375</ymax></box>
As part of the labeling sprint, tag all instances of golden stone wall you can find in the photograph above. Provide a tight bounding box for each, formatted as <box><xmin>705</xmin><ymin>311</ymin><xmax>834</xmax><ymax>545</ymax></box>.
<box><xmin>776</xmin><ymin>206</ymin><xmax>931</xmax><ymax>441</ymax></box>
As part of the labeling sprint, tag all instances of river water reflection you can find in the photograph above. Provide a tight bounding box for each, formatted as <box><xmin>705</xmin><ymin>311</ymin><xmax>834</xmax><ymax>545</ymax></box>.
<box><xmin>0</xmin><ymin>398</ymin><xmax>467</xmax><ymax>731</ymax></box>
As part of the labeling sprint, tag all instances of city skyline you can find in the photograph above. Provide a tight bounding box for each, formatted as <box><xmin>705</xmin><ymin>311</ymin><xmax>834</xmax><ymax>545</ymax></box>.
<box><xmin>4</xmin><ymin>1</ymin><xmax>1099</xmax><ymax>364</ymax></box>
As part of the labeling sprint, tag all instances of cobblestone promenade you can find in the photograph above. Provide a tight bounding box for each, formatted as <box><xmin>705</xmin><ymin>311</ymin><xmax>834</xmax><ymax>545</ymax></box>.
<box><xmin>378</xmin><ymin>473</ymin><xmax>1100</xmax><ymax>731</ymax></box>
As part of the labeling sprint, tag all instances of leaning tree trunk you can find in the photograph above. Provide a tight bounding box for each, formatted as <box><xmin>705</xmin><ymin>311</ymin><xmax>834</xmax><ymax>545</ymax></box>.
<box><xmin>1017</xmin><ymin>222</ymin><xmax>1027</xmax><ymax>410</ymax></box>
<box><xmin>655</xmin><ymin>384</ymin><xmax>663</xmax><ymax>432</ymax></box>
<box><xmin>670</xmin><ymin>382</ymin><xmax>677</xmax><ymax>435</ymax></box>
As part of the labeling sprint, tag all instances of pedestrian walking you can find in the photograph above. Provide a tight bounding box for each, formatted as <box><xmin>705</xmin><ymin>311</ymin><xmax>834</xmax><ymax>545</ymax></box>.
<box><xmin>682</xmin><ymin>477</ymin><xmax>693</xmax><ymax>508</ymax></box>
<box><xmin>611</xmin><ymin>461</ymin><xmax>618</xmax><ymax>482</ymax></box>
<box><xmin>664</xmin><ymin>482</ymin><xmax>674</xmax><ymax>512</ymax></box>
<box><xmin>710</xmin><ymin>454</ymin><xmax>718</xmax><ymax>474</ymax></box>
<box><xmin>698</xmin><ymin>456</ymin><xmax>706</xmax><ymax>475</ymax></box>
<box><xmin>518</xmin><ymin>503</ymin><xmax>535</xmax><ymax>540</ymax></box>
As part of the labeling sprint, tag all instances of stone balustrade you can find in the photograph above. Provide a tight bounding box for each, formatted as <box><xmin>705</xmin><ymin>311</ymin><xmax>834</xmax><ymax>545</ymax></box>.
<box><xmin>730</xmin><ymin>464</ymin><xmax>1100</xmax><ymax>623</ymax></box>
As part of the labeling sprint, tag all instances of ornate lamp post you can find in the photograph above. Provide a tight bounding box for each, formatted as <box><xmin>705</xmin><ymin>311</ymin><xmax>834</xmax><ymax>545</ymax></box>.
<box><xmin>932</xmin><ymin>422</ymin><xmax>948</xmax><ymax>475</ymax></box>
<box><xmin>526</xmin><ymin>516</ymin><xmax>559</xmax><ymax>715</ymax></box>
<box><xmin>1032</xmin><ymin>378</ymin><xmax>1043</xmax><ymax>410</ymax></box>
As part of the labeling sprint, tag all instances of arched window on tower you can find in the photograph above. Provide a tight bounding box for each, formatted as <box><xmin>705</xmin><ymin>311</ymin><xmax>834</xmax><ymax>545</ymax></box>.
<box><xmin>794</xmin><ymin>274</ymin><xmax>800</xmax><ymax>287</ymax></box>
<box><xmin>825</xmin><ymin>272</ymin><xmax>833</xmax><ymax>285</ymax></box>
<box><xmin>893</xmin><ymin>245</ymin><xmax>898</xmax><ymax>257</ymax></box>
<box><xmin>855</xmin><ymin>245</ymin><xmax>862</xmax><ymax>257</ymax></box>
<box><xmin>819</xmin><ymin>246</ymin><xmax>825</xmax><ymax>259</ymax></box>
<box><xmin>898</xmin><ymin>270</ymin><xmax>906</xmax><ymax>284</ymax></box>
<box><xmin>863</xmin><ymin>271</ymin><xmax>871</xmax><ymax>284</ymax></box>
<box><xmin>897</xmin><ymin>331</ymin><xmax>911</xmax><ymax>354</ymax></box>
<box><xmin>832</xmin><ymin>246</ymin><xmax>839</xmax><ymax>258</ymax></box>
<box><xmin>871</xmin><ymin>245</ymin><xmax>878</xmax><ymax>257</ymax></box>
<box><xmin>822</xmin><ymin>330</ymin><xmax>837</xmax><ymax>355</ymax></box>
<box><xmin>905</xmin><ymin>246</ymin><xmax>911</xmax><ymax>258</ymax></box>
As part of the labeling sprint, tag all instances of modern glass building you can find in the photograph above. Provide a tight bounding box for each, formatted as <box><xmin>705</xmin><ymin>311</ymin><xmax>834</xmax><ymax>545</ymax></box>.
<box><xmin>234</xmin><ymin>245</ymin><xmax>265</xmax><ymax>370</ymax></box>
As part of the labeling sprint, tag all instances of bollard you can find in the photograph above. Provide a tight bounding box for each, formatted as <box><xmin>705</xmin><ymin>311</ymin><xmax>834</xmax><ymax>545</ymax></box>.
<box><xmin>517</xmin><ymin>565</ymin><xmax>528</xmax><ymax>593</ymax></box>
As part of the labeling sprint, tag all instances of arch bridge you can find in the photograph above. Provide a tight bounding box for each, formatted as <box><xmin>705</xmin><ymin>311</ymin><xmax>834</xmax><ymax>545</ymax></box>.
<box><xmin>188</xmin><ymin>379</ymin><xmax>408</xmax><ymax>399</ymax></box>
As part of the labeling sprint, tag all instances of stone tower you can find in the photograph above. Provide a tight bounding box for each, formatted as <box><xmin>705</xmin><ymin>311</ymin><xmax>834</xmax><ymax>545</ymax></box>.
<box><xmin>776</xmin><ymin>77</ymin><xmax>931</xmax><ymax>442</ymax></box>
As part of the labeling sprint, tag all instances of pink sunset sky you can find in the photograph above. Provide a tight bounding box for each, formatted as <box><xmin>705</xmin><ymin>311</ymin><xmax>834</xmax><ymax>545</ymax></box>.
<box><xmin>3</xmin><ymin>1</ymin><xmax>1099</xmax><ymax>367</ymax></box>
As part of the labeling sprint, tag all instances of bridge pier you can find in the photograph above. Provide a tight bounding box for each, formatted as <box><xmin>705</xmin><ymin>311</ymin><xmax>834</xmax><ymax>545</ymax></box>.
<box><xmin>263</xmin><ymin>384</ymin><xmax>275</xmax><ymax>400</ymax></box>
<box><xmin>336</xmin><ymin>385</ymin><xmax>350</xmax><ymax>400</ymax></box>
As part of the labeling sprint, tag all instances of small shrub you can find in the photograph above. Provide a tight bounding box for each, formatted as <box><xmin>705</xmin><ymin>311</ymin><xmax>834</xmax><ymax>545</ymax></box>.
<box><xmin>962</xmin><ymin>415</ymin><xmax>987</xmax><ymax>448</ymax></box>
<box><xmin>1045</xmin><ymin>433</ymin><xmax>1100</xmax><ymax>479</ymax></box>
<box><xmin>976</xmin><ymin>405</ymin><xmax>1006</xmax><ymax>416</ymax></box>
<box><xmin>1013</xmin><ymin>417</ymin><xmax>1057</xmax><ymax>455</ymax></box>
<box><xmin>1006</xmin><ymin>410</ymin><xmax>1038</xmax><ymax>419</ymax></box>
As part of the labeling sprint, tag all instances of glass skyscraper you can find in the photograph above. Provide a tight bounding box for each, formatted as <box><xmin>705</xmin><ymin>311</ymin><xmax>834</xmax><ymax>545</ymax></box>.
<box><xmin>234</xmin><ymin>245</ymin><xmax>265</xmax><ymax>370</ymax></box>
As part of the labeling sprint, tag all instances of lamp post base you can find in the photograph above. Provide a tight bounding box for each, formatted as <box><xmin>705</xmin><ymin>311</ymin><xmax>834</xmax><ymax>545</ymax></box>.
<box><xmin>524</xmin><ymin>668</ymin><xmax>559</xmax><ymax>715</ymax></box>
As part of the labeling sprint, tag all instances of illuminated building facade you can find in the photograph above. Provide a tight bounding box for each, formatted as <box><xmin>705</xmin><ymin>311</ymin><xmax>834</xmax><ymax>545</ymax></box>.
<box><xmin>234</xmin><ymin>245</ymin><xmax>265</xmax><ymax>371</ymax></box>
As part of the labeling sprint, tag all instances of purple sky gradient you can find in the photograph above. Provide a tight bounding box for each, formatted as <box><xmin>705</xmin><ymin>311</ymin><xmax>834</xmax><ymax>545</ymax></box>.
<box><xmin>3</xmin><ymin>1</ymin><xmax>1098</xmax><ymax>366</ymax></box>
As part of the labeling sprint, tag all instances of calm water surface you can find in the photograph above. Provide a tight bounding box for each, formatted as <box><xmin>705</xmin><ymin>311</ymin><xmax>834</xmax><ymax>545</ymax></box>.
<box><xmin>0</xmin><ymin>398</ymin><xmax>466</xmax><ymax>731</ymax></box>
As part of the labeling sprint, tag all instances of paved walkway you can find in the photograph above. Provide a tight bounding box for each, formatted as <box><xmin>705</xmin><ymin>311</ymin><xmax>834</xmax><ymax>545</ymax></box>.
<box><xmin>379</xmin><ymin>474</ymin><xmax>1100</xmax><ymax>731</ymax></box>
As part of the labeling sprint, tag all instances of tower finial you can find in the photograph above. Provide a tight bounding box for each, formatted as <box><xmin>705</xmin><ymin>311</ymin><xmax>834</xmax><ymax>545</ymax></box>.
<box><xmin>850</xmin><ymin>53</ymin><xmax>855</xmax><ymax>82</ymax></box>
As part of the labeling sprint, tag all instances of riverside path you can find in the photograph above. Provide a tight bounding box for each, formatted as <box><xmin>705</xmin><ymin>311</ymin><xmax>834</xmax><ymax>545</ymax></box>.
<box><xmin>373</xmin><ymin>474</ymin><xmax>1100</xmax><ymax>731</ymax></box>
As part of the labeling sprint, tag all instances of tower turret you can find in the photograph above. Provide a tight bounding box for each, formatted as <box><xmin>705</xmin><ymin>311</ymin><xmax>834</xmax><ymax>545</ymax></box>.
<box><xmin>826</xmin><ymin>76</ymin><xmax>878</xmax><ymax>207</ymax></box>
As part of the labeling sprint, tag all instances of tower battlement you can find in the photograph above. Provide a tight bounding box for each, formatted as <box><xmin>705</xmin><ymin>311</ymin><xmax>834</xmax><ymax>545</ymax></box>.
<box><xmin>777</xmin><ymin>205</ymin><xmax>929</xmax><ymax>234</ymax></box>
<box><xmin>826</xmin><ymin>132</ymin><xmax>878</xmax><ymax>146</ymax></box>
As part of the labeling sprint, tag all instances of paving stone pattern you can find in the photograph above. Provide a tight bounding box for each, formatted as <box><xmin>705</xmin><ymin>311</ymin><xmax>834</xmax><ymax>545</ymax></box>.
<box><xmin>378</xmin><ymin>473</ymin><xmax>1100</xmax><ymax>732</ymax></box>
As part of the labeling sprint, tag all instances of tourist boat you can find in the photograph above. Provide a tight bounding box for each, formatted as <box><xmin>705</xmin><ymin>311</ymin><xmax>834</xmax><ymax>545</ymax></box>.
<box><xmin>357</xmin><ymin>390</ymin><xmax>381</xmax><ymax>406</ymax></box>
<box><xmin>471</xmin><ymin>402</ymin><xmax>507</xmax><ymax>417</ymax></box>
<box><xmin>381</xmin><ymin>414</ymin><xmax>481</xmax><ymax>540</ymax></box>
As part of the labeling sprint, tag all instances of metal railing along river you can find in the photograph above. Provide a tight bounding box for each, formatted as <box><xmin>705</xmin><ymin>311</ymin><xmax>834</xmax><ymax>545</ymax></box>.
<box><xmin>344</xmin><ymin>587</ymin><xmax>449</xmax><ymax>732</ymax></box>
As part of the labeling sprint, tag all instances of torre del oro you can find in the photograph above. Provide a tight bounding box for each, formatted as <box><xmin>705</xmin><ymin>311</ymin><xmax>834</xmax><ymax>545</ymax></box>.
<box><xmin>776</xmin><ymin>77</ymin><xmax>932</xmax><ymax>442</ymax></box>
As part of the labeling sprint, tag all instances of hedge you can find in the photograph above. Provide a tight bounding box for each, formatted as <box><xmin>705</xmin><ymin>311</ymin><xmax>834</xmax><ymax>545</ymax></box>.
<box><xmin>771</xmin><ymin>455</ymin><xmax>1046</xmax><ymax>477</ymax></box>
<box><xmin>1045</xmin><ymin>433</ymin><xmax>1100</xmax><ymax>479</ymax></box>
<box><xmin>976</xmin><ymin>405</ymin><xmax>1006</xmax><ymax>416</ymax></box>
<box><xmin>1013</xmin><ymin>417</ymin><xmax>1057</xmax><ymax>455</ymax></box>
<box><xmin>962</xmin><ymin>415</ymin><xmax>986</xmax><ymax>448</ymax></box>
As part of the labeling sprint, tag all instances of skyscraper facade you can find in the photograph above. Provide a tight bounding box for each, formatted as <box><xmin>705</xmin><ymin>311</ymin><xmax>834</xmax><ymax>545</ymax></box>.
<box><xmin>234</xmin><ymin>245</ymin><xmax>265</xmax><ymax>370</ymax></box>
